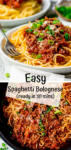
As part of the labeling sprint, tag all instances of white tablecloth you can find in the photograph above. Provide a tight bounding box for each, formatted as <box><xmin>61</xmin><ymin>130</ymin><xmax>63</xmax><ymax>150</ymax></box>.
<box><xmin>0</xmin><ymin>138</ymin><xmax>13</xmax><ymax>150</ymax></box>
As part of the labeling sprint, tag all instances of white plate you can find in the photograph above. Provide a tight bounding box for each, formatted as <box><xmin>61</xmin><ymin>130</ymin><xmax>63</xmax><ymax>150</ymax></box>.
<box><xmin>0</xmin><ymin>21</ymin><xmax>71</xmax><ymax>74</ymax></box>
<box><xmin>0</xmin><ymin>0</ymin><xmax>51</xmax><ymax>27</ymax></box>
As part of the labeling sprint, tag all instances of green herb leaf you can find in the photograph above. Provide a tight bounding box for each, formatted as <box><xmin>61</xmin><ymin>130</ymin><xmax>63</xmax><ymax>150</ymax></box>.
<box><xmin>37</xmin><ymin>23</ymin><xmax>41</xmax><ymax>27</ymax></box>
<box><xmin>26</xmin><ymin>28</ymin><xmax>33</xmax><ymax>33</ymax></box>
<box><xmin>65</xmin><ymin>101</ymin><xmax>68</xmax><ymax>105</ymax></box>
<box><xmin>42</xmin><ymin>132</ymin><xmax>46</xmax><ymax>136</ymax></box>
<box><xmin>54</xmin><ymin>110</ymin><xmax>62</xmax><ymax>115</ymax></box>
<box><xmin>40</xmin><ymin>33</ymin><xmax>44</xmax><ymax>36</ymax></box>
<box><xmin>16</xmin><ymin>111</ymin><xmax>19</xmax><ymax>114</ymax></box>
<box><xmin>2</xmin><ymin>143</ymin><xmax>6</xmax><ymax>148</ymax></box>
<box><xmin>33</xmin><ymin>31</ymin><xmax>38</xmax><ymax>35</ymax></box>
<box><xmin>47</xmin><ymin>31</ymin><xmax>51</xmax><ymax>34</ymax></box>
<box><xmin>10</xmin><ymin>131</ymin><xmax>12</xmax><ymax>134</ymax></box>
<box><xmin>53</xmin><ymin>19</ymin><xmax>60</xmax><ymax>24</ymax></box>
<box><xmin>5</xmin><ymin>73</ymin><xmax>10</xmax><ymax>78</ymax></box>
<box><xmin>55</xmin><ymin>6</ymin><xmax>71</xmax><ymax>20</ymax></box>
<box><xmin>45</xmin><ymin>106</ymin><xmax>53</xmax><ymax>114</ymax></box>
<box><xmin>60</xmin><ymin>29</ymin><xmax>64</xmax><ymax>33</ymax></box>
<box><xmin>48</xmin><ymin>40</ymin><xmax>54</xmax><ymax>45</ymax></box>
<box><xmin>51</xmin><ymin>30</ymin><xmax>54</xmax><ymax>36</ymax></box>
<box><xmin>39</xmin><ymin>119</ymin><xmax>42</xmax><ymax>125</ymax></box>
<box><xmin>3</xmin><ymin>29</ymin><xmax>6</xmax><ymax>33</ymax></box>
<box><xmin>41</xmin><ymin>126</ymin><xmax>45</xmax><ymax>131</ymax></box>
<box><xmin>45</xmin><ymin>26</ymin><xmax>50</xmax><ymax>30</ymax></box>
<box><xmin>31</xmin><ymin>53</ymin><xmax>37</xmax><ymax>59</ymax></box>
<box><xmin>36</xmin><ymin>54</ymin><xmax>41</xmax><ymax>59</ymax></box>
<box><xmin>47</xmin><ymin>30</ymin><xmax>54</xmax><ymax>36</ymax></box>
<box><xmin>37</xmin><ymin>37</ymin><xmax>43</xmax><ymax>41</ymax></box>
<box><xmin>31</xmin><ymin>23</ymin><xmax>37</xmax><ymax>29</ymax></box>
<box><xmin>65</xmin><ymin>33</ymin><xmax>70</xmax><ymax>41</ymax></box>
<box><xmin>52</xmin><ymin>116</ymin><xmax>56</xmax><ymax>119</ymax></box>
<box><xmin>40</xmin><ymin>18</ymin><xmax>44</xmax><ymax>22</ymax></box>
<box><xmin>24</xmin><ymin>107</ymin><xmax>27</xmax><ymax>110</ymax></box>
<box><xmin>26</xmin><ymin>101</ymin><xmax>30</xmax><ymax>104</ymax></box>
<box><xmin>60</xmin><ymin>95</ymin><xmax>63</xmax><ymax>98</ymax></box>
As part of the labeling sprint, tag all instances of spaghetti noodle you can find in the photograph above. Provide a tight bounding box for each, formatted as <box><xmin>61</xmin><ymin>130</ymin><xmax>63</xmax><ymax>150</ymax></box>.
<box><xmin>3</xmin><ymin>83</ymin><xmax>71</xmax><ymax>150</ymax></box>
<box><xmin>9</xmin><ymin>17</ymin><xmax>71</xmax><ymax>67</ymax></box>
<box><xmin>0</xmin><ymin>0</ymin><xmax>41</xmax><ymax>19</ymax></box>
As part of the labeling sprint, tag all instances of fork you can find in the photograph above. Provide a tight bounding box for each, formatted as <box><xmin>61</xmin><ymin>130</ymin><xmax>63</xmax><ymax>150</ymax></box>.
<box><xmin>0</xmin><ymin>24</ymin><xmax>20</xmax><ymax>56</ymax></box>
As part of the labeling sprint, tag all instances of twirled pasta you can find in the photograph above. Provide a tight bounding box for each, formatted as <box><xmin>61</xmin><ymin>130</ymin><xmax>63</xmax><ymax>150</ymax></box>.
<box><xmin>9</xmin><ymin>19</ymin><xmax>71</xmax><ymax>68</ymax></box>
<box><xmin>0</xmin><ymin>0</ymin><xmax>41</xmax><ymax>19</ymax></box>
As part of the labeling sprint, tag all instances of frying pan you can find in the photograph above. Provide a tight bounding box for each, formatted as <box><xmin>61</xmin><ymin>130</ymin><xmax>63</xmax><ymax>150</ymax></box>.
<box><xmin>0</xmin><ymin>83</ymin><xmax>71</xmax><ymax>150</ymax></box>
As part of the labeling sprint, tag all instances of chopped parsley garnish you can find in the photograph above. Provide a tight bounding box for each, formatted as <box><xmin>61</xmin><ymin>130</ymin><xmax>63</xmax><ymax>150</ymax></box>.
<box><xmin>60</xmin><ymin>29</ymin><xmax>64</xmax><ymax>33</ymax></box>
<box><xmin>52</xmin><ymin>116</ymin><xmax>56</xmax><ymax>119</ymax></box>
<box><xmin>0</xmin><ymin>143</ymin><xmax>8</xmax><ymax>150</ymax></box>
<box><xmin>47</xmin><ymin>30</ymin><xmax>54</xmax><ymax>36</ymax></box>
<box><xmin>41</xmin><ymin>126</ymin><xmax>45</xmax><ymax>131</ymax></box>
<box><xmin>16</xmin><ymin>111</ymin><xmax>19</xmax><ymax>114</ymax></box>
<box><xmin>5</xmin><ymin>73</ymin><xmax>10</xmax><ymax>78</ymax></box>
<box><xmin>60</xmin><ymin>95</ymin><xmax>63</xmax><ymax>99</ymax></box>
<box><xmin>42</xmin><ymin>132</ymin><xmax>46</xmax><ymax>136</ymax></box>
<box><xmin>32</xmin><ymin>53</ymin><xmax>37</xmax><ymax>58</ymax></box>
<box><xmin>54</xmin><ymin>110</ymin><xmax>62</xmax><ymax>115</ymax></box>
<box><xmin>53</xmin><ymin>19</ymin><xmax>60</xmax><ymax>24</ymax></box>
<box><xmin>31</xmin><ymin>23</ymin><xmax>37</xmax><ymax>29</ymax></box>
<box><xmin>26</xmin><ymin>101</ymin><xmax>30</xmax><ymax>104</ymax></box>
<box><xmin>51</xmin><ymin>30</ymin><xmax>54</xmax><ymax>36</ymax></box>
<box><xmin>40</xmin><ymin>33</ymin><xmax>44</xmax><ymax>36</ymax></box>
<box><xmin>65</xmin><ymin>101</ymin><xmax>68</xmax><ymax>105</ymax></box>
<box><xmin>47</xmin><ymin>31</ymin><xmax>51</xmax><ymax>34</ymax></box>
<box><xmin>33</xmin><ymin>31</ymin><xmax>38</xmax><ymax>35</ymax></box>
<box><xmin>10</xmin><ymin>131</ymin><xmax>12</xmax><ymax>134</ymax></box>
<box><xmin>39</xmin><ymin>119</ymin><xmax>42</xmax><ymax>125</ymax></box>
<box><xmin>65</xmin><ymin>33</ymin><xmax>70</xmax><ymax>41</ymax></box>
<box><xmin>24</xmin><ymin>107</ymin><xmax>27</xmax><ymax>110</ymax></box>
<box><xmin>36</xmin><ymin>54</ymin><xmax>41</xmax><ymax>59</ymax></box>
<box><xmin>39</xmin><ymin>120</ymin><xmax>45</xmax><ymax>133</ymax></box>
<box><xmin>48</xmin><ymin>40</ymin><xmax>54</xmax><ymax>45</ymax></box>
<box><xmin>40</xmin><ymin>18</ymin><xmax>44</xmax><ymax>22</ymax></box>
<box><xmin>31</xmin><ymin>20</ymin><xmax>43</xmax><ymax>29</ymax></box>
<box><xmin>37</xmin><ymin>37</ymin><xmax>43</xmax><ymax>41</ymax></box>
<box><xmin>2</xmin><ymin>143</ymin><xmax>6</xmax><ymax>148</ymax></box>
<box><xmin>32</xmin><ymin>53</ymin><xmax>41</xmax><ymax>59</ymax></box>
<box><xmin>45</xmin><ymin>106</ymin><xmax>54</xmax><ymax>114</ymax></box>
<box><xmin>45</xmin><ymin>26</ymin><xmax>50</xmax><ymax>30</ymax></box>
<box><xmin>3</xmin><ymin>29</ymin><xmax>6</xmax><ymax>33</ymax></box>
<box><xmin>37</xmin><ymin>23</ymin><xmax>41</xmax><ymax>28</ymax></box>
<box><xmin>26</xmin><ymin>28</ymin><xmax>33</xmax><ymax>33</ymax></box>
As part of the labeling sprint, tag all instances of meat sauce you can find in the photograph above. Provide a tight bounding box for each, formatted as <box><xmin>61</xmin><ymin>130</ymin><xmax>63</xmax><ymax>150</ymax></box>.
<box><xmin>3</xmin><ymin>83</ymin><xmax>71</xmax><ymax>150</ymax></box>
<box><xmin>0</xmin><ymin>0</ymin><xmax>42</xmax><ymax>8</ymax></box>
<box><xmin>24</xmin><ymin>17</ymin><xmax>71</xmax><ymax>64</ymax></box>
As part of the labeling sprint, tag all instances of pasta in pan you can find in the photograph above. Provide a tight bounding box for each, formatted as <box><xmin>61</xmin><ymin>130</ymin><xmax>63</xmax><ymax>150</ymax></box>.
<box><xmin>3</xmin><ymin>83</ymin><xmax>71</xmax><ymax>149</ymax></box>
<box><xmin>0</xmin><ymin>0</ymin><xmax>41</xmax><ymax>19</ymax></box>
<box><xmin>9</xmin><ymin>17</ymin><xmax>71</xmax><ymax>67</ymax></box>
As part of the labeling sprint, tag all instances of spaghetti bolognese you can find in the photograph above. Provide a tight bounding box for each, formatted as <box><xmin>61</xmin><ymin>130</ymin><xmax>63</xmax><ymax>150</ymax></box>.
<box><xmin>3</xmin><ymin>83</ymin><xmax>71</xmax><ymax>149</ymax></box>
<box><xmin>9</xmin><ymin>17</ymin><xmax>71</xmax><ymax>67</ymax></box>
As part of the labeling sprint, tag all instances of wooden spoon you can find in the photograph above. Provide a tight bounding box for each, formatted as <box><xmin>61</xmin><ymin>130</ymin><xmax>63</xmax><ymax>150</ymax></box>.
<box><xmin>55</xmin><ymin>0</ymin><xmax>71</xmax><ymax>22</ymax></box>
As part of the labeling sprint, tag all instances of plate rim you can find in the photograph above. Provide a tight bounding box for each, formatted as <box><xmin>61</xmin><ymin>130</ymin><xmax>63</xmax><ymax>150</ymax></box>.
<box><xmin>0</xmin><ymin>0</ymin><xmax>51</xmax><ymax>22</ymax></box>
